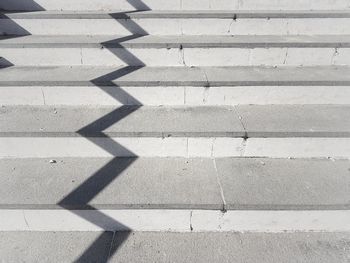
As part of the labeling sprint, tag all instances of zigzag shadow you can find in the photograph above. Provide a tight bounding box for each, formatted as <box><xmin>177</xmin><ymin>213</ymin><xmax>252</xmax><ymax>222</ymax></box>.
<box><xmin>2</xmin><ymin>0</ymin><xmax>153</xmax><ymax>260</ymax></box>
<box><xmin>58</xmin><ymin>1</ymin><xmax>153</xmax><ymax>262</ymax></box>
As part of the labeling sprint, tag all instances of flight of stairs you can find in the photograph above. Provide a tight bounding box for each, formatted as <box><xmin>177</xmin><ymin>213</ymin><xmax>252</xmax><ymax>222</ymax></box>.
<box><xmin>1</xmin><ymin>0</ymin><xmax>350</xmax><ymax>262</ymax></box>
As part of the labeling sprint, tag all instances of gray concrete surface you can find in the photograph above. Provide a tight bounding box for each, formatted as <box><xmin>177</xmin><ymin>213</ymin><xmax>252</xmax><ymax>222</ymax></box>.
<box><xmin>216</xmin><ymin>158</ymin><xmax>350</xmax><ymax>210</ymax></box>
<box><xmin>0</xmin><ymin>106</ymin><xmax>245</xmax><ymax>137</ymax></box>
<box><xmin>236</xmin><ymin>105</ymin><xmax>350</xmax><ymax>137</ymax></box>
<box><xmin>2</xmin><ymin>105</ymin><xmax>350</xmax><ymax>137</ymax></box>
<box><xmin>0</xmin><ymin>231</ymin><xmax>113</xmax><ymax>263</ymax></box>
<box><xmin>2</xmin><ymin>0</ymin><xmax>350</xmax><ymax>11</ymax></box>
<box><xmin>1</xmin><ymin>157</ymin><xmax>350</xmax><ymax>210</ymax></box>
<box><xmin>1</xmin><ymin>231</ymin><xmax>349</xmax><ymax>263</ymax></box>
<box><xmin>3</xmin><ymin>10</ymin><xmax>350</xmax><ymax>19</ymax></box>
<box><xmin>2</xmin><ymin>66</ymin><xmax>350</xmax><ymax>86</ymax></box>
<box><xmin>0</xmin><ymin>157</ymin><xmax>223</xmax><ymax>209</ymax></box>
<box><xmin>110</xmin><ymin>232</ymin><xmax>350</xmax><ymax>263</ymax></box>
<box><xmin>3</xmin><ymin>34</ymin><xmax>350</xmax><ymax>48</ymax></box>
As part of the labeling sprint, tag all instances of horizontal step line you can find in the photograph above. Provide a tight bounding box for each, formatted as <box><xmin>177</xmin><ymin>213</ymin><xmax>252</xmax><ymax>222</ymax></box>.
<box><xmin>2</xmin><ymin>204</ymin><xmax>350</xmax><ymax>210</ymax></box>
<box><xmin>3</xmin><ymin>35</ymin><xmax>350</xmax><ymax>48</ymax></box>
<box><xmin>3</xmin><ymin>10</ymin><xmax>350</xmax><ymax>19</ymax></box>
<box><xmin>1</xmin><ymin>137</ymin><xmax>350</xmax><ymax>158</ymax></box>
<box><xmin>2</xmin><ymin>209</ymin><xmax>350</xmax><ymax>232</ymax></box>
<box><xmin>0</xmin><ymin>132</ymin><xmax>349</xmax><ymax>138</ymax></box>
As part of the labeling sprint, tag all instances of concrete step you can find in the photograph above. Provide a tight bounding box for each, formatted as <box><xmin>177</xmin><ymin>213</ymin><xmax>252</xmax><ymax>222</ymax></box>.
<box><xmin>2</xmin><ymin>35</ymin><xmax>350</xmax><ymax>66</ymax></box>
<box><xmin>1</xmin><ymin>232</ymin><xmax>350</xmax><ymax>262</ymax></box>
<box><xmin>1</xmin><ymin>66</ymin><xmax>350</xmax><ymax>106</ymax></box>
<box><xmin>1</xmin><ymin>105</ymin><xmax>350</xmax><ymax>138</ymax></box>
<box><xmin>1</xmin><ymin>157</ymin><xmax>350</xmax><ymax>210</ymax></box>
<box><xmin>2</xmin><ymin>65</ymin><xmax>350</xmax><ymax>87</ymax></box>
<box><xmin>2</xmin><ymin>0</ymin><xmax>350</xmax><ymax>11</ymax></box>
<box><xmin>2</xmin><ymin>10</ymin><xmax>350</xmax><ymax>35</ymax></box>
<box><xmin>1</xmin><ymin>137</ymin><xmax>350</xmax><ymax>158</ymax></box>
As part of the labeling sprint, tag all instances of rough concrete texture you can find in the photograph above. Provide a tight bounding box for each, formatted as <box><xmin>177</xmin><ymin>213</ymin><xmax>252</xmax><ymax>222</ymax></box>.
<box><xmin>1</xmin><ymin>105</ymin><xmax>350</xmax><ymax>137</ymax></box>
<box><xmin>0</xmin><ymin>231</ymin><xmax>113</xmax><ymax>263</ymax></box>
<box><xmin>2</xmin><ymin>0</ymin><xmax>350</xmax><ymax>11</ymax></box>
<box><xmin>3</xmin><ymin>17</ymin><xmax>350</xmax><ymax>35</ymax></box>
<box><xmin>1</xmin><ymin>231</ymin><xmax>349</xmax><ymax>263</ymax></box>
<box><xmin>110</xmin><ymin>232</ymin><xmax>350</xmax><ymax>263</ymax></box>
<box><xmin>0</xmin><ymin>158</ymin><xmax>222</xmax><ymax>209</ymax></box>
<box><xmin>1</xmin><ymin>158</ymin><xmax>349</xmax><ymax>210</ymax></box>
<box><xmin>0</xmin><ymin>106</ymin><xmax>244</xmax><ymax>137</ymax></box>
<box><xmin>216</xmin><ymin>158</ymin><xmax>350</xmax><ymax>210</ymax></box>
<box><xmin>1</xmin><ymin>86</ymin><xmax>350</xmax><ymax>106</ymax></box>
<box><xmin>3</xmin><ymin>35</ymin><xmax>350</xmax><ymax>48</ymax></box>
<box><xmin>2</xmin><ymin>66</ymin><xmax>350</xmax><ymax>87</ymax></box>
<box><xmin>235</xmin><ymin>105</ymin><xmax>350</xmax><ymax>137</ymax></box>
<box><xmin>3</xmin><ymin>46</ymin><xmax>350</xmax><ymax>67</ymax></box>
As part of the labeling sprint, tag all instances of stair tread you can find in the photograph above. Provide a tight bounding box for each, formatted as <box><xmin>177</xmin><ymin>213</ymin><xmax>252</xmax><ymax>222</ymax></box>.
<box><xmin>3</xmin><ymin>10</ymin><xmax>350</xmax><ymax>19</ymax></box>
<box><xmin>1</xmin><ymin>105</ymin><xmax>349</xmax><ymax>137</ymax></box>
<box><xmin>3</xmin><ymin>34</ymin><xmax>350</xmax><ymax>48</ymax></box>
<box><xmin>1</xmin><ymin>231</ymin><xmax>349</xmax><ymax>262</ymax></box>
<box><xmin>1</xmin><ymin>65</ymin><xmax>350</xmax><ymax>86</ymax></box>
<box><xmin>1</xmin><ymin>157</ymin><xmax>349</xmax><ymax>209</ymax></box>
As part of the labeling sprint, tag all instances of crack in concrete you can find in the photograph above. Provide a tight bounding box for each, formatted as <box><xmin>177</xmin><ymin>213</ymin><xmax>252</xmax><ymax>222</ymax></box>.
<box><xmin>22</xmin><ymin>210</ymin><xmax>30</xmax><ymax>230</ymax></box>
<box><xmin>233</xmin><ymin>105</ymin><xmax>248</xmax><ymax>139</ymax></box>
<box><xmin>283</xmin><ymin>48</ymin><xmax>289</xmax><ymax>65</ymax></box>
<box><xmin>40</xmin><ymin>87</ymin><xmax>46</xmax><ymax>105</ymax></box>
<box><xmin>189</xmin><ymin>211</ymin><xmax>193</xmax><ymax>231</ymax></box>
<box><xmin>331</xmin><ymin>48</ymin><xmax>339</xmax><ymax>65</ymax></box>
<box><xmin>213</xmin><ymin>158</ymin><xmax>227</xmax><ymax>213</ymax></box>
<box><xmin>227</xmin><ymin>18</ymin><xmax>235</xmax><ymax>35</ymax></box>
<box><xmin>202</xmin><ymin>69</ymin><xmax>210</xmax><ymax>88</ymax></box>
<box><xmin>80</xmin><ymin>47</ymin><xmax>83</xmax><ymax>65</ymax></box>
<box><xmin>180</xmin><ymin>44</ymin><xmax>187</xmax><ymax>66</ymax></box>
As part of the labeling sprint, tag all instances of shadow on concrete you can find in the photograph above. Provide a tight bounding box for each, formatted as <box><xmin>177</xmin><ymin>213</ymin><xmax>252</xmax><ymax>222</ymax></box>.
<box><xmin>59</xmin><ymin>1</ymin><xmax>152</xmax><ymax>262</ymax></box>
<box><xmin>1</xmin><ymin>0</ymin><xmax>153</xmax><ymax>261</ymax></box>
<box><xmin>0</xmin><ymin>0</ymin><xmax>45</xmax><ymax>11</ymax></box>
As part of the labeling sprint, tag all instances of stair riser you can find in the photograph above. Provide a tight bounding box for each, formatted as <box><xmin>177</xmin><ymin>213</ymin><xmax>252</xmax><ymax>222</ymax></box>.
<box><xmin>2</xmin><ymin>18</ymin><xmax>350</xmax><ymax>35</ymax></box>
<box><xmin>2</xmin><ymin>0</ymin><xmax>350</xmax><ymax>11</ymax></box>
<box><xmin>1</xmin><ymin>137</ymin><xmax>350</xmax><ymax>158</ymax></box>
<box><xmin>2</xmin><ymin>47</ymin><xmax>350</xmax><ymax>66</ymax></box>
<box><xmin>1</xmin><ymin>86</ymin><xmax>349</xmax><ymax>106</ymax></box>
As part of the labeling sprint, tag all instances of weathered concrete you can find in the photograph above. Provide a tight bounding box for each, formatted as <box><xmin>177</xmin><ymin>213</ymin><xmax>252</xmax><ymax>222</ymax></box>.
<box><xmin>216</xmin><ymin>158</ymin><xmax>350</xmax><ymax>210</ymax></box>
<box><xmin>2</xmin><ymin>105</ymin><xmax>349</xmax><ymax>137</ymax></box>
<box><xmin>1</xmin><ymin>157</ymin><xmax>350</xmax><ymax>210</ymax></box>
<box><xmin>1</xmin><ymin>137</ymin><xmax>350</xmax><ymax>158</ymax></box>
<box><xmin>0</xmin><ymin>158</ymin><xmax>222</xmax><ymax>209</ymax></box>
<box><xmin>110</xmin><ymin>232</ymin><xmax>350</xmax><ymax>263</ymax></box>
<box><xmin>2</xmin><ymin>0</ymin><xmax>350</xmax><ymax>11</ymax></box>
<box><xmin>2</xmin><ymin>209</ymin><xmax>350</xmax><ymax>231</ymax></box>
<box><xmin>245</xmin><ymin>138</ymin><xmax>350</xmax><ymax>158</ymax></box>
<box><xmin>1</xmin><ymin>86</ymin><xmax>350</xmax><ymax>106</ymax></box>
<box><xmin>2</xmin><ymin>66</ymin><xmax>350</xmax><ymax>87</ymax></box>
<box><xmin>0</xmin><ymin>106</ymin><xmax>245</xmax><ymax>137</ymax></box>
<box><xmin>0</xmin><ymin>231</ymin><xmax>113</xmax><ymax>262</ymax></box>
<box><xmin>1</xmin><ymin>231</ymin><xmax>349</xmax><ymax>263</ymax></box>
<box><xmin>4</xmin><ymin>10</ymin><xmax>350</xmax><ymax>19</ymax></box>
<box><xmin>4</xmin><ymin>35</ymin><xmax>350</xmax><ymax>48</ymax></box>
<box><xmin>3</xmin><ymin>35</ymin><xmax>350</xmax><ymax>67</ymax></box>
<box><xmin>3</xmin><ymin>17</ymin><xmax>350</xmax><ymax>35</ymax></box>
<box><xmin>235</xmin><ymin>105</ymin><xmax>350</xmax><ymax>137</ymax></box>
<box><xmin>3</xmin><ymin>46</ymin><xmax>350</xmax><ymax>66</ymax></box>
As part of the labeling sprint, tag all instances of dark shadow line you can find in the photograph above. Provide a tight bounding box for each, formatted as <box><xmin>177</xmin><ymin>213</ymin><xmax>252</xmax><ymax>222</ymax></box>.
<box><xmin>2</xmin><ymin>0</ymin><xmax>152</xmax><ymax>260</ymax></box>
